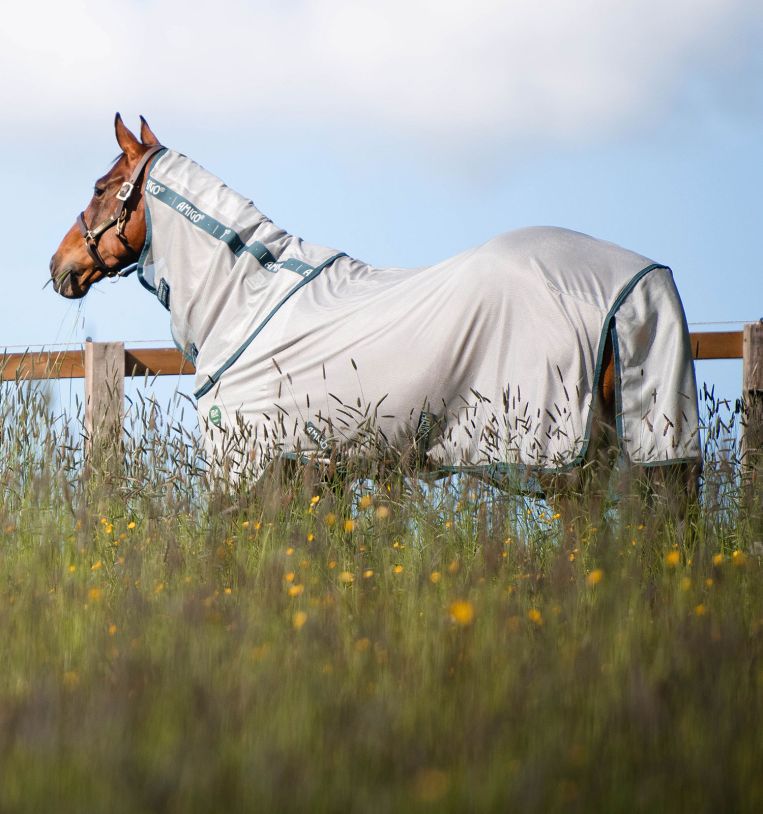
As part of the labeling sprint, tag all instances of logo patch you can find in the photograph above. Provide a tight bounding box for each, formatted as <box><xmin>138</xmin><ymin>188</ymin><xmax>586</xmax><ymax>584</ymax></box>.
<box><xmin>208</xmin><ymin>405</ymin><xmax>222</xmax><ymax>428</ymax></box>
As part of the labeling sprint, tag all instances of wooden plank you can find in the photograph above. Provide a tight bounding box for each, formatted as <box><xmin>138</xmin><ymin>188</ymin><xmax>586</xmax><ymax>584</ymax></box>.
<box><xmin>125</xmin><ymin>347</ymin><xmax>196</xmax><ymax>377</ymax></box>
<box><xmin>742</xmin><ymin>322</ymin><xmax>763</xmax><ymax>535</ymax></box>
<box><xmin>0</xmin><ymin>331</ymin><xmax>748</xmax><ymax>383</ymax></box>
<box><xmin>689</xmin><ymin>330</ymin><xmax>744</xmax><ymax>360</ymax></box>
<box><xmin>0</xmin><ymin>349</ymin><xmax>86</xmax><ymax>380</ymax></box>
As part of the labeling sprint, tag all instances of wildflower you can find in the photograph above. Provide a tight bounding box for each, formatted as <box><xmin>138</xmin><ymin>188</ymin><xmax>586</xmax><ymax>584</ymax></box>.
<box><xmin>375</xmin><ymin>505</ymin><xmax>390</xmax><ymax>520</ymax></box>
<box><xmin>392</xmin><ymin>564</ymin><xmax>404</xmax><ymax>574</ymax></box>
<box><xmin>108</xmin><ymin>624</ymin><xmax>117</xmax><ymax>636</ymax></box>
<box><xmin>154</xmin><ymin>581</ymin><xmax>165</xmax><ymax>595</ymax></box>
<box><xmin>284</xmin><ymin>572</ymin><xmax>296</xmax><ymax>583</ymax></box>
<box><xmin>354</xmin><ymin>637</ymin><xmax>371</xmax><ymax>652</ymax></box>
<box><xmin>306</xmin><ymin>532</ymin><xmax>315</xmax><ymax>543</ymax></box>
<box><xmin>665</xmin><ymin>550</ymin><xmax>680</xmax><ymax>568</ymax></box>
<box><xmin>447</xmin><ymin>559</ymin><xmax>459</xmax><ymax>574</ymax></box>
<box><xmin>712</xmin><ymin>553</ymin><xmax>724</xmax><ymax>566</ymax></box>
<box><xmin>67</xmin><ymin>564</ymin><xmax>76</xmax><ymax>574</ymax></box>
<box><xmin>338</xmin><ymin>571</ymin><xmax>354</xmax><ymax>584</ymax></box>
<box><xmin>62</xmin><ymin>671</ymin><xmax>79</xmax><ymax>689</ymax></box>
<box><xmin>552</xmin><ymin>512</ymin><xmax>561</xmax><ymax>520</ymax></box>
<box><xmin>127</xmin><ymin>521</ymin><xmax>136</xmax><ymax>530</ymax></box>
<box><xmin>705</xmin><ymin>578</ymin><xmax>714</xmax><ymax>587</ymax></box>
<box><xmin>732</xmin><ymin>550</ymin><xmax>747</xmax><ymax>567</ymax></box>
<box><xmin>359</xmin><ymin>495</ymin><xmax>373</xmax><ymax>510</ymax></box>
<box><xmin>285</xmin><ymin>547</ymin><xmax>295</xmax><ymax>556</ymax></box>
<box><xmin>694</xmin><ymin>603</ymin><xmax>706</xmax><ymax>616</ymax></box>
<box><xmin>363</xmin><ymin>569</ymin><xmax>374</xmax><ymax>579</ymax></box>
<box><xmin>87</xmin><ymin>587</ymin><xmax>102</xmax><ymax>603</ymax></box>
<box><xmin>224</xmin><ymin>587</ymin><xmax>233</xmax><ymax>595</ymax></box>
<box><xmin>568</xmin><ymin>552</ymin><xmax>575</xmax><ymax>562</ymax></box>
<box><xmin>328</xmin><ymin>560</ymin><xmax>337</xmax><ymax>569</ymax></box>
<box><xmin>293</xmin><ymin>611</ymin><xmax>308</xmax><ymax>630</ymax></box>
<box><xmin>241</xmin><ymin>520</ymin><xmax>249</xmax><ymax>528</ymax></box>
<box><xmin>586</xmin><ymin>568</ymin><xmax>604</xmax><ymax>587</ymax></box>
<box><xmin>288</xmin><ymin>584</ymin><xmax>305</xmax><ymax>597</ymax></box>
<box><xmin>527</xmin><ymin>608</ymin><xmax>543</xmax><ymax>625</ymax></box>
<box><xmin>444</xmin><ymin>520</ymin><xmax>453</xmax><ymax>529</ymax></box>
<box><xmin>343</xmin><ymin>519</ymin><xmax>355</xmax><ymax>533</ymax></box>
<box><xmin>91</xmin><ymin>560</ymin><xmax>102</xmax><ymax>572</ymax></box>
<box><xmin>325</xmin><ymin>513</ymin><xmax>337</xmax><ymax>527</ymax></box>
<box><xmin>449</xmin><ymin>600</ymin><xmax>475</xmax><ymax>626</ymax></box>
<box><xmin>253</xmin><ymin>521</ymin><xmax>262</xmax><ymax>530</ymax></box>
<box><xmin>310</xmin><ymin>495</ymin><xmax>320</xmax><ymax>506</ymax></box>
<box><xmin>430</xmin><ymin>571</ymin><xmax>442</xmax><ymax>584</ymax></box>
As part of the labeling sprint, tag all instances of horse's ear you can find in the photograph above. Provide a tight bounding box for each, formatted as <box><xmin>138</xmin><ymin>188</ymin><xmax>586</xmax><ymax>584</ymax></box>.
<box><xmin>114</xmin><ymin>112</ymin><xmax>141</xmax><ymax>160</ymax></box>
<box><xmin>139</xmin><ymin>116</ymin><xmax>160</xmax><ymax>147</ymax></box>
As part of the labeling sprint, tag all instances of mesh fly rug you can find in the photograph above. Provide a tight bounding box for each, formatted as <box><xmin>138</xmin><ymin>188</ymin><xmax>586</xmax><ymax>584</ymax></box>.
<box><xmin>136</xmin><ymin>149</ymin><xmax>701</xmax><ymax>485</ymax></box>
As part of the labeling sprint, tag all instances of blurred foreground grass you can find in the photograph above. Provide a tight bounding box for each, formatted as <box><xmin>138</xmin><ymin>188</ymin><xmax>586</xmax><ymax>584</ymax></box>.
<box><xmin>0</xmin><ymin>382</ymin><xmax>761</xmax><ymax>813</ymax></box>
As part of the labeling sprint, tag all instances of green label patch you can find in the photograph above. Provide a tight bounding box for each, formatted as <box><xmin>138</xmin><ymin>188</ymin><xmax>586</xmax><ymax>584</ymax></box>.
<box><xmin>208</xmin><ymin>405</ymin><xmax>222</xmax><ymax>428</ymax></box>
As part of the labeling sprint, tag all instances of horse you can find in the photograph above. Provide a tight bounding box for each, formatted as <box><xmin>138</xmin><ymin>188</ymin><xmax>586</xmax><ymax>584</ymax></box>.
<box><xmin>50</xmin><ymin>115</ymin><xmax>701</xmax><ymax>532</ymax></box>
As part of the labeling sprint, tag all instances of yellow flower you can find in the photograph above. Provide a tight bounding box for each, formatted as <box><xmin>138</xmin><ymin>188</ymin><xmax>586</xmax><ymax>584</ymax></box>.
<box><xmin>568</xmin><ymin>552</ymin><xmax>575</xmax><ymax>562</ymax></box>
<box><xmin>67</xmin><ymin>564</ymin><xmax>76</xmax><ymax>574</ymax></box>
<box><xmin>108</xmin><ymin>624</ymin><xmax>118</xmax><ymax>636</ymax></box>
<box><xmin>712</xmin><ymin>553</ymin><xmax>724</xmax><ymax>566</ymax></box>
<box><xmin>359</xmin><ymin>495</ymin><xmax>373</xmax><ymax>510</ymax></box>
<box><xmin>449</xmin><ymin>600</ymin><xmax>475</xmax><ymax>626</ymax></box>
<box><xmin>288</xmin><ymin>584</ymin><xmax>305</xmax><ymax>597</ymax></box>
<box><xmin>665</xmin><ymin>550</ymin><xmax>680</xmax><ymax>568</ymax></box>
<box><xmin>127</xmin><ymin>521</ymin><xmax>136</xmax><ymax>530</ymax></box>
<box><xmin>310</xmin><ymin>495</ymin><xmax>320</xmax><ymax>506</ymax></box>
<box><xmin>224</xmin><ymin>587</ymin><xmax>232</xmax><ymax>595</ymax></box>
<box><xmin>552</xmin><ymin>512</ymin><xmax>561</xmax><ymax>520</ymax></box>
<box><xmin>732</xmin><ymin>550</ymin><xmax>747</xmax><ymax>566</ymax></box>
<box><xmin>430</xmin><ymin>571</ymin><xmax>441</xmax><ymax>584</ymax></box>
<box><xmin>375</xmin><ymin>505</ymin><xmax>390</xmax><ymax>520</ymax></box>
<box><xmin>586</xmin><ymin>568</ymin><xmax>604</xmax><ymax>587</ymax></box>
<box><xmin>306</xmin><ymin>532</ymin><xmax>315</xmax><ymax>543</ymax></box>
<box><xmin>343</xmin><ymin>519</ymin><xmax>355</xmax><ymax>533</ymax></box>
<box><xmin>338</xmin><ymin>571</ymin><xmax>354</xmax><ymax>584</ymax></box>
<box><xmin>705</xmin><ymin>578</ymin><xmax>714</xmax><ymax>587</ymax></box>
<box><xmin>328</xmin><ymin>560</ymin><xmax>337</xmax><ymax>569</ymax></box>
<box><xmin>447</xmin><ymin>560</ymin><xmax>459</xmax><ymax>574</ymax></box>
<box><xmin>444</xmin><ymin>520</ymin><xmax>453</xmax><ymax>529</ymax></box>
<box><xmin>694</xmin><ymin>603</ymin><xmax>707</xmax><ymax>616</ymax></box>
<box><xmin>62</xmin><ymin>671</ymin><xmax>79</xmax><ymax>689</ymax></box>
<box><xmin>284</xmin><ymin>572</ymin><xmax>296</xmax><ymax>583</ymax></box>
<box><xmin>87</xmin><ymin>587</ymin><xmax>102</xmax><ymax>603</ymax></box>
<box><xmin>325</xmin><ymin>513</ymin><xmax>337</xmax><ymax>527</ymax></box>
<box><xmin>392</xmin><ymin>564</ymin><xmax>404</xmax><ymax>574</ymax></box>
<box><xmin>285</xmin><ymin>547</ymin><xmax>295</xmax><ymax>556</ymax></box>
<box><xmin>91</xmin><ymin>560</ymin><xmax>102</xmax><ymax>571</ymax></box>
<box><xmin>241</xmin><ymin>520</ymin><xmax>249</xmax><ymax>528</ymax></box>
<box><xmin>293</xmin><ymin>611</ymin><xmax>308</xmax><ymax>630</ymax></box>
<box><xmin>354</xmin><ymin>637</ymin><xmax>371</xmax><ymax>652</ymax></box>
<box><xmin>154</xmin><ymin>581</ymin><xmax>165</xmax><ymax>595</ymax></box>
<box><xmin>363</xmin><ymin>569</ymin><xmax>374</xmax><ymax>579</ymax></box>
<box><xmin>527</xmin><ymin>608</ymin><xmax>543</xmax><ymax>625</ymax></box>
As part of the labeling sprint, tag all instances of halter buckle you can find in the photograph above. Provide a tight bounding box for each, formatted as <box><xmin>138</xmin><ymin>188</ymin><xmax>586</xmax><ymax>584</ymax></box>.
<box><xmin>116</xmin><ymin>181</ymin><xmax>134</xmax><ymax>201</ymax></box>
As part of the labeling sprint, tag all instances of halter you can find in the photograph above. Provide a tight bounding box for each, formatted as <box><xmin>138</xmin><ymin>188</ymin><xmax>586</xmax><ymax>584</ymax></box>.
<box><xmin>77</xmin><ymin>144</ymin><xmax>164</xmax><ymax>277</ymax></box>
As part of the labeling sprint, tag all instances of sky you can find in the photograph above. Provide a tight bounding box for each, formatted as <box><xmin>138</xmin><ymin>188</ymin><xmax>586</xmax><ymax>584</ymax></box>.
<box><xmin>1</xmin><ymin>0</ymin><xmax>761</xmax><ymax>411</ymax></box>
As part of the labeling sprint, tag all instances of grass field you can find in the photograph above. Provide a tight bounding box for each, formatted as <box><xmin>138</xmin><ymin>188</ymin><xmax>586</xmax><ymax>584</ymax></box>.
<box><xmin>0</xmin><ymin>382</ymin><xmax>761</xmax><ymax>813</ymax></box>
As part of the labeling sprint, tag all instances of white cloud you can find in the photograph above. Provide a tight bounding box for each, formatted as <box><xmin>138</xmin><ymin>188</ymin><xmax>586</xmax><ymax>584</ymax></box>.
<box><xmin>2</xmin><ymin>0</ymin><xmax>760</xmax><ymax>152</ymax></box>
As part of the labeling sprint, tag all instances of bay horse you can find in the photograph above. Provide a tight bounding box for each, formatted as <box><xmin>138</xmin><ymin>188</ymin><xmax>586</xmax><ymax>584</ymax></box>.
<box><xmin>50</xmin><ymin>115</ymin><xmax>701</xmax><ymax>531</ymax></box>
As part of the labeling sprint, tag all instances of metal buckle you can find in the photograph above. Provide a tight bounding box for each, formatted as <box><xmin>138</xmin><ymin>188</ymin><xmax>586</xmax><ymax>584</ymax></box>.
<box><xmin>116</xmin><ymin>181</ymin><xmax>134</xmax><ymax>201</ymax></box>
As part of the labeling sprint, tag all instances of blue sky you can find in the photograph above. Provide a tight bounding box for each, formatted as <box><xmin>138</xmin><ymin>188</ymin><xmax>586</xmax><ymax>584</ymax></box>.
<box><xmin>1</xmin><ymin>0</ymin><xmax>761</xmax><ymax>408</ymax></box>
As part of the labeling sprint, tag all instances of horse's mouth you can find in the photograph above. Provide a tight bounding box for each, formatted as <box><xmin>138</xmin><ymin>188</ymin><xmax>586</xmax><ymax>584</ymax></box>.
<box><xmin>51</xmin><ymin>266</ymin><xmax>93</xmax><ymax>299</ymax></box>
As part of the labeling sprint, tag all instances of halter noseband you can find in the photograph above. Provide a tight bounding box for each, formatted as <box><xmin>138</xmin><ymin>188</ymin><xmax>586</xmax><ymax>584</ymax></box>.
<box><xmin>77</xmin><ymin>144</ymin><xmax>164</xmax><ymax>277</ymax></box>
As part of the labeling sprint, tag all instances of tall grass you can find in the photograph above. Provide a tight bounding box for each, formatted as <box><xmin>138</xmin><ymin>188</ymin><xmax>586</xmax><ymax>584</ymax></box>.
<box><xmin>0</xmin><ymin>379</ymin><xmax>761</xmax><ymax>813</ymax></box>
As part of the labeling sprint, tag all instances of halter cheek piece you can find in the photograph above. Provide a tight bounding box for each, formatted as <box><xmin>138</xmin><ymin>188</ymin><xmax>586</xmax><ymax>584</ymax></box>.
<box><xmin>77</xmin><ymin>144</ymin><xmax>164</xmax><ymax>277</ymax></box>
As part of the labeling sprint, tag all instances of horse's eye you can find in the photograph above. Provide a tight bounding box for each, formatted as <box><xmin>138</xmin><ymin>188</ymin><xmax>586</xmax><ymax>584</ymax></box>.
<box><xmin>93</xmin><ymin>187</ymin><xmax>104</xmax><ymax>198</ymax></box>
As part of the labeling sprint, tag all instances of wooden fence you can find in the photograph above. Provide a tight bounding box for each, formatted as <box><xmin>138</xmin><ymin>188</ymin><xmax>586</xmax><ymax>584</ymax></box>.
<box><xmin>1</xmin><ymin>326</ymin><xmax>762</xmax><ymax>457</ymax></box>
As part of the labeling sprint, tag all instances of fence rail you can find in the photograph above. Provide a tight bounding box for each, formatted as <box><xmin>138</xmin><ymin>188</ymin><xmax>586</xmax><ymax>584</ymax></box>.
<box><xmin>0</xmin><ymin>330</ymin><xmax>749</xmax><ymax>383</ymax></box>
<box><xmin>1</xmin><ymin>327</ymin><xmax>761</xmax><ymax>465</ymax></box>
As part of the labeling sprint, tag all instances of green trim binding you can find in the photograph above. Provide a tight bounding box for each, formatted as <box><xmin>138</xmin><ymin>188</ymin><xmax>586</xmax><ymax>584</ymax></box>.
<box><xmin>193</xmin><ymin>251</ymin><xmax>347</xmax><ymax>399</ymax></box>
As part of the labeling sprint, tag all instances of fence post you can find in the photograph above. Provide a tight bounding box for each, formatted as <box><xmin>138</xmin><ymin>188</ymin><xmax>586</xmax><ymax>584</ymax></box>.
<box><xmin>743</xmin><ymin>321</ymin><xmax>763</xmax><ymax>536</ymax></box>
<box><xmin>84</xmin><ymin>340</ymin><xmax>125</xmax><ymax>466</ymax></box>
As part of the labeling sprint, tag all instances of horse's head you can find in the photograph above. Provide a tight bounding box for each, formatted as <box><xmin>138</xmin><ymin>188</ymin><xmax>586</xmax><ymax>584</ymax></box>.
<box><xmin>49</xmin><ymin>114</ymin><xmax>163</xmax><ymax>299</ymax></box>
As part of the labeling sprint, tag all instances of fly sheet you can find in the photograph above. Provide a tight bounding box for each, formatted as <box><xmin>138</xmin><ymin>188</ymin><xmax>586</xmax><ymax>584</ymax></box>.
<box><xmin>137</xmin><ymin>149</ymin><xmax>701</xmax><ymax>483</ymax></box>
